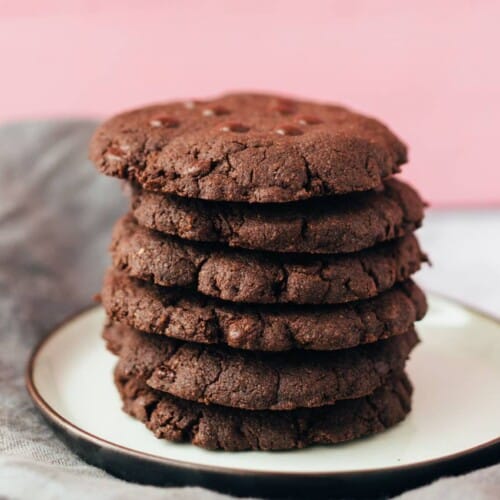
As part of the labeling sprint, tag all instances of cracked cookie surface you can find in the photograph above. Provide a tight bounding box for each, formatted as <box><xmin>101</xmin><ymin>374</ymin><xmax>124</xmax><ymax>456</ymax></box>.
<box><xmin>111</xmin><ymin>215</ymin><xmax>426</xmax><ymax>304</ymax></box>
<box><xmin>90</xmin><ymin>93</ymin><xmax>407</xmax><ymax>203</ymax></box>
<box><xmin>114</xmin><ymin>362</ymin><xmax>412</xmax><ymax>450</ymax></box>
<box><xmin>131</xmin><ymin>177</ymin><xmax>424</xmax><ymax>254</ymax></box>
<box><xmin>104</xmin><ymin>321</ymin><xmax>418</xmax><ymax>411</ymax></box>
<box><xmin>101</xmin><ymin>269</ymin><xmax>426</xmax><ymax>351</ymax></box>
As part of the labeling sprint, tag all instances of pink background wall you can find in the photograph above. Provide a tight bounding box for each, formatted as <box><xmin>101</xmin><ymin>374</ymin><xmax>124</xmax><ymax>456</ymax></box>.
<box><xmin>1</xmin><ymin>1</ymin><xmax>499</xmax><ymax>206</ymax></box>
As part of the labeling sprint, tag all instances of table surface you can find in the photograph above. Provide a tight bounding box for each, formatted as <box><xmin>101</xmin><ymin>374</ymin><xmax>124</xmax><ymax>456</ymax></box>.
<box><xmin>0</xmin><ymin>120</ymin><xmax>498</xmax><ymax>500</ymax></box>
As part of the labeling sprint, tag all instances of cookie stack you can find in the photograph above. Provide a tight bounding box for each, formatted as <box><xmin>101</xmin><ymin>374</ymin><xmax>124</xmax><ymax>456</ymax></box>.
<box><xmin>90</xmin><ymin>93</ymin><xmax>427</xmax><ymax>451</ymax></box>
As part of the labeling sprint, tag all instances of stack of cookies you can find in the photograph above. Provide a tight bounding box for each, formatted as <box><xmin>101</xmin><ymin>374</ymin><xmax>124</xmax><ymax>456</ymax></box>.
<box><xmin>90</xmin><ymin>93</ymin><xmax>427</xmax><ymax>451</ymax></box>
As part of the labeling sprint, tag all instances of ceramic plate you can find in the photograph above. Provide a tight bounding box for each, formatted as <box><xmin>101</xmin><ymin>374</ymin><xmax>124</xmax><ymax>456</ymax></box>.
<box><xmin>26</xmin><ymin>294</ymin><xmax>500</xmax><ymax>498</ymax></box>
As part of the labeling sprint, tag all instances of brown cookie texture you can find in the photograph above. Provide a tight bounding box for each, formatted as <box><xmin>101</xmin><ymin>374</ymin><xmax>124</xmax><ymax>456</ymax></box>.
<box><xmin>101</xmin><ymin>268</ymin><xmax>427</xmax><ymax>351</ymax></box>
<box><xmin>111</xmin><ymin>215</ymin><xmax>426</xmax><ymax>305</ymax></box>
<box><xmin>114</xmin><ymin>362</ymin><xmax>412</xmax><ymax>451</ymax></box>
<box><xmin>131</xmin><ymin>178</ymin><xmax>424</xmax><ymax>254</ymax></box>
<box><xmin>89</xmin><ymin>93</ymin><xmax>407</xmax><ymax>203</ymax></box>
<box><xmin>103</xmin><ymin>321</ymin><xmax>418</xmax><ymax>411</ymax></box>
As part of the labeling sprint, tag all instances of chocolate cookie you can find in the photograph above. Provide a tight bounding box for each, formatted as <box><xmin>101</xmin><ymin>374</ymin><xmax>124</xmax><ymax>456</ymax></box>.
<box><xmin>101</xmin><ymin>269</ymin><xmax>426</xmax><ymax>351</ymax></box>
<box><xmin>114</xmin><ymin>362</ymin><xmax>412</xmax><ymax>450</ymax></box>
<box><xmin>131</xmin><ymin>178</ymin><xmax>424</xmax><ymax>254</ymax></box>
<box><xmin>104</xmin><ymin>321</ymin><xmax>418</xmax><ymax>411</ymax></box>
<box><xmin>90</xmin><ymin>93</ymin><xmax>407</xmax><ymax>203</ymax></box>
<box><xmin>111</xmin><ymin>215</ymin><xmax>425</xmax><ymax>305</ymax></box>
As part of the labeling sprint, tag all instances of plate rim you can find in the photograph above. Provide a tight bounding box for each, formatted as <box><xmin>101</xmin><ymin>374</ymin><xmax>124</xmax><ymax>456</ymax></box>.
<box><xmin>26</xmin><ymin>293</ymin><xmax>500</xmax><ymax>481</ymax></box>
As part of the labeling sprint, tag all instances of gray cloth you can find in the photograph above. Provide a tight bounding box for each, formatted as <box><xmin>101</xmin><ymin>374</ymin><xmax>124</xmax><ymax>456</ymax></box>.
<box><xmin>0</xmin><ymin>121</ymin><xmax>498</xmax><ymax>499</ymax></box>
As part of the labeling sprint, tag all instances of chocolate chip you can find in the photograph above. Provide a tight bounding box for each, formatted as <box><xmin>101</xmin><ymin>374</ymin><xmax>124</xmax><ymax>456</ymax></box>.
<box><xmin>275</xmin><ymin>125</ymin><xmax>303</xmax><ymax>136</ymax></box>
<box><xmin>220</xmin><ymin>122</ymin><xmax>250</xmax><ymax>133</ymax></box>
<box><xmin>149</xmin><ymin>115</ymin><xmax>180</xmax><ymax>128</ymax></box>
<box><xmin>295</xmin><ymin>114</ymin><xmax>323</xmax><ymax>125</ymax></box>
<box><xmin>202</xmin><ymin>105</ymin><xmax>230</xmax><ymax>117</ymax></box>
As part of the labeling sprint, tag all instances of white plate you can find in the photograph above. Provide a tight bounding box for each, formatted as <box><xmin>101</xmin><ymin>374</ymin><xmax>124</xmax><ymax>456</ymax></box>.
<box><xmin>26</xmin><ymin>295</ymin><xmax>500</xmax><ymax>498</ymax></box>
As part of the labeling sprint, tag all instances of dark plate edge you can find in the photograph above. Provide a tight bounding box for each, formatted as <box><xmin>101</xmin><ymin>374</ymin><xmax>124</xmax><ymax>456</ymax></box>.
<box><xmin>25</xmin><ymin>296</ymin><xmax>500</xmax><ymax>498</ymax></box>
